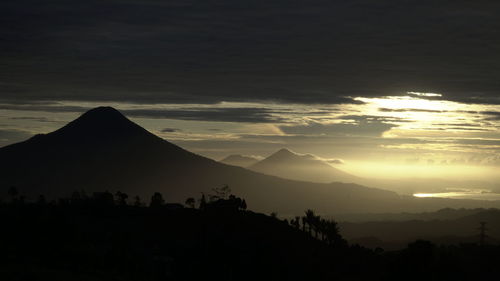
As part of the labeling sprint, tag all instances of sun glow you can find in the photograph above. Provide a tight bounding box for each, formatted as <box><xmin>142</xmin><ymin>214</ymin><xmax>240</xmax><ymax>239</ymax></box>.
<box><xmin>356</xmin><ymin>96</ymin><xmax>458</xmax><ymax>112</ymax></box>
<box><xmin>413</xmin><ymin>191</ymin><xmax>500</xmax><ymax>201</ymax></box>
<box><xmin>413</xmin><ymin>193</ymin><xmax>436</xmax><ymax>198</ymax></box>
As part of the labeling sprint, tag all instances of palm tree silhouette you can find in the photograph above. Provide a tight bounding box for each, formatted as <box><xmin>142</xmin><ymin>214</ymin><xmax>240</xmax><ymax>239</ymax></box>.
<box><xmin>324</xmin><ymin>220</ymin><xmax>341</xmax><ymax>245</ymax></box>
<box><xmin>199</xmin><ymin>193</ymin><xmax>207</xmax><ymax>210</ymax></box>
<box><xmin>312</xmin><ymin>214</ymin><xmax>321</xmax><ymax>239</ymax></box>
<box><xmin>319</xmin><ymin>219</ymin><xmax>327</xmax><ymax>241</ymax></box>
<box><xmin>305</xmin><ymin>209</ymin><xmax>316</xmax><ymax>236</ymax></box>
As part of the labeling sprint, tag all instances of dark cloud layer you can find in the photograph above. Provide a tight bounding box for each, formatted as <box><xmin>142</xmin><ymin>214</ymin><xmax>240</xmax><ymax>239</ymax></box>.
<box><xmin>2</xmin><ymin>0</ymin><xmax>500</xmax><ymax>105</ymax></box>
<box><xmin>161</xmin><ymin>128</ymin><xmax>181</xmax><ymax>133</ymax></box>
<box><xmin>482</xmin><ymin>111</ymin><xmax>500</xmax><ymax>121</ymax></box>
<box><xmin>280</xmin><ymin>118</ymin><xmax>398</xmax><ymax>137</ymax></box>
<box><xmin>122</xmin><ymin>108</ymin><xmax>286</xmax><ymax>123</ymax></box>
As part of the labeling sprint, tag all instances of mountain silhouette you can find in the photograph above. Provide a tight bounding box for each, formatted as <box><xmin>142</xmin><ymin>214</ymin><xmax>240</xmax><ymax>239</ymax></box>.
<box><xmin>250</xmin><ymin>148</ymin><xmax>359</xmax><ymax>183</ymax></box>
<box><xmin>1</xmin><ymin>107</ymin><xmax>499</xmax><ymax>214</ymax></box>
<box><xmin>220</xmin><ymin>154</ymin><xmax>260</xmax><ymax>167</ymax></box>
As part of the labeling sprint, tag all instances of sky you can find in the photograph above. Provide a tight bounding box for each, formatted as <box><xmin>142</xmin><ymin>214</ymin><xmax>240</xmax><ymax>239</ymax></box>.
<box><xmin>1</xmin><ymin>0</ymin><xmax>499</xmax><ymax>181</ymax></box>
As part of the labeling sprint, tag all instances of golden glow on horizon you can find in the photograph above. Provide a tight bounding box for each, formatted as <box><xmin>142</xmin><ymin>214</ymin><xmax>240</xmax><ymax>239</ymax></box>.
<box><xmin>413</xmin><ymin>193</ymin><xmax>436</xmax><ymax>198</ymax></box>
<box><xmin>413</xmin><ymin>191</ymin><xmax>500</xmax><ymax>201</ymax></box>
<box><xmin>1</xmin><ymin>96</ymin><xmax>499</xmax><ymax>185</ymax></box>
<box><xmin>356</xmin><ymin>96</ymin><xmax>457</xmax><ymax>112</ymax></box>
<box><xmin>338</xmin><ymin>161</ymin><xmax>498</xmax><ymax>181</ymax></box>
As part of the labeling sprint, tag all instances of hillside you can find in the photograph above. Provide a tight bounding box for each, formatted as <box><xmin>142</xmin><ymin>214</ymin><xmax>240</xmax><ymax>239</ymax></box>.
<box><xmin>2</xmin><ymin>201</ymin><xmax>500</xmax><ymax>281</ymax></box>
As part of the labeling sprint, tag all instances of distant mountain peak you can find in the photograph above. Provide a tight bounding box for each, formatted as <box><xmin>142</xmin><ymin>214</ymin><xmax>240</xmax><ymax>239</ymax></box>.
<box><xmin>272</xmin><ymin>148</ymin><xmax>296</xmax><ymax>157</ymax></box>
<box><xmin>68</xmin><ymin>106</ymin><xmax>131</xmax><ymax>127</ymax></box>
<box><xmin>277</xmin><ymin>148</ymin><xmax>293</xmax><ymax>153</ymax></box>
<box><xmin>80</xmin><ymin>106</ymin><xmax>124</xmax><ymax>118</ymax></box>
<box><xmin>41</xmin><ymin>106</ymin><xmax>154</xmax><ymax>143</ymax></box>
<box><xmin>260</xmin><ymin>148</ymin><xmax>315</xmax><ymax>163</ymax></box>
<box><xmin>250</xmin><ymin>148</ymin><xmax>359</xmax><ymax>183</ymax></box>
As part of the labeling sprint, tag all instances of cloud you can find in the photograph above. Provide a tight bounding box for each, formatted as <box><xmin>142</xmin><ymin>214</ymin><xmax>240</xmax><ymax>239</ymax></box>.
<box><xmin>161</xmin><ymin>128</ymin><xmax>181</xmax><ymax>133</ymax></box>
<box><xmin>280</xmin><ymin>116</ymin><xmax>398</xmax><ymax>137</ymax></box>
<box><xmin>482</xmin><ymin>111</ymin><xmax>500</xmax><ymax>120</ymax></box>
<box><xmin>379</xmin><ymin>108</ymin><xmax>444</xmax><ymax>113</ymax></box>
<box><xmin>0</xmin><ymin>129</ymin><xmax>33</xmax><ymax>147</ymax></box>
<box><xmin>325</xmin><ymin>159</ymin><xmax>344</xmax><ymax>165</ymax></box>
<box><xmin>0</xmin><ymin>103</ymin><xmax>89</xmax><ymax>113</ymax></box>
<box><xmin>453</xmin><ymin>139</ymin><xmax>500</xmax><ymax>146</ymax></box>
<box><xmin>280</xmin><ymin>122</ymin><xmax>396</xmax><ymax>137</ymax></box>
<box><xmin>9</xmin><ymin>116</ymin><xmax>54</xmax><ymax>122</ymax></box>
<box><xmin>337</xmin><ymin>115</ymin><xmax>411</xmax><ymax>123</ymax></box>
<box><xmin>122</xmin><ymin>108</ymin><xmax>287</xmax><ymax>123</ymax></box>
<box><xmin>2</xmin><ymin>0</ymin><xmax>500</xmax><ymax>105</ymax></box>
<box><xmin>0</xmin><ymin>102</ymin><xmax>289</xmax><ymax>123</ymax></box>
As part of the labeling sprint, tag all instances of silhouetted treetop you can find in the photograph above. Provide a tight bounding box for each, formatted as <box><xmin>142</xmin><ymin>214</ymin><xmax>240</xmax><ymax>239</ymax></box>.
<box><xmin>150</xmin><ymin>192</ymin><xmax>165</xmax><ymax>208</ymax></box>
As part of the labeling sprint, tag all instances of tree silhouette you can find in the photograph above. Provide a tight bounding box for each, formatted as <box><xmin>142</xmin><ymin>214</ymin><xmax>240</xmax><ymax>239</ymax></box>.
<box><xmin>319</xmin><ymin>219</ymin><xmax>327</xmax><ymax>241</ymax></box>
<box><xmin>185</xmin><ymin>197</ymin><xmax>195</xmax><ymax>208</ymax></box>
<box><xmin>241</xmin><ymin>199</ymin><xmax>247</xmax><ymax>210</ymax></box>
<box><xmin>8</xmin><ymin>186</ymin><xmax>18</xmax><ymax>203</ymax></box>
<box><xmin>199</xmin><ymin>193</ymin><xmax>207</xmax><ymax>210</ymax></box>
<box><xmin>37</xmin><ymin>194</ymin><xmax>46</xmax><ymax>205</ymax></box>
<box><xmin>133</xmin><ymin>195</ymin><xmax>143</xmax><ymax>207</ymax></box>
<box><xmin>323</xmin><ymin>219</ymin><xmax>342</xmax><ymax>246</ymax></box>
<box><xmin>291</xmin><ymin>216</ymin><xmax>301</xmax><ymax>229</ymax></box>
<box><xmin>115</xmin><ymin>191</ymin><xmax>129</xmax><ymax>206</ymax></box>
<box><xmin>71</xmin><ymin>190</ymin><xmax>82</xmax><ymax>205</ymax></box>
<box><xmin>210</xmin><ymin>185</ymin><xmax>231</xmax><ymax>202</ymax></box>
<box><xmin>305</xmin><ymin>209</ymin><xmax>316</xmax><ymax>235</ymax></box>
<box><xmin>92</xmin><ymin>191</ymin><xmax>115</xmax><ymax>207</ymax></box>
<box><xmin>308</xmin><ymin>213</ymin><xmax>321</xmax><ymax>239</ymax></box>
<box><xmin>150</xmin><ymin>192</ymin><xmax>165</xmax><ymax>208</ymax></box>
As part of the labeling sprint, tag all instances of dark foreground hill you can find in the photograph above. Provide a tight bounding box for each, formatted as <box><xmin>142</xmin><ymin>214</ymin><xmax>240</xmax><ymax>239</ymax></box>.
<box><xmin>1</xmin><ymin>107</ymin><xmax>499</xmax><ymax>215</ymax></box>
<box><xmin>2</xmin><ymin>200</ymin><xmax>500</xmax><ymax>281</ymax></box>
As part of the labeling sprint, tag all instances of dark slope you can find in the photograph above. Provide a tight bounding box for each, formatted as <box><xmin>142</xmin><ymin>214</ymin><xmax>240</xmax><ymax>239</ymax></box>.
<box><xmin>1</xmin><ymin>107</ymin><xmax>499</xmax><ymax>215</ymax></box>
<box><xmin>0</xmin><ymin>205</ymin><xmax>352</xmax><ymax>281</ymax></box>
<box><xmin>250</xmin><ymin>148</ymin><xmax>359</xmax><ymax>183</ymax></box>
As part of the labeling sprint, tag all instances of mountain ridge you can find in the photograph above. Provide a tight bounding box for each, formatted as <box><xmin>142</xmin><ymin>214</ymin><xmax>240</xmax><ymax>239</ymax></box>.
<box><xmin>1</xmin><ymin>107</ymin><xmax>499</xmax><ymax>215</ymax></box>
<box><xmin>249</xmin><ymin>148</ymin><xmax>359</xmax><ymax>184</ymax></box>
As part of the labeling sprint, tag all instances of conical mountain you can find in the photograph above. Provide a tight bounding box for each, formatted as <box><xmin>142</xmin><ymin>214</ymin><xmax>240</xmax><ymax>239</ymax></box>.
<box><xmin>51</xmin><ymin>106</ymin><xmax>150</xmax><ymax>139</ymax></box>
<box><xmin>250</xmin><ymin>148</ymin><xmax>359</xmax><ymax>183</ymax></box>
<box><xmin>0</xmin><ymin>106</ymin><xmax>207</xmax><ymax>199</ymax></box>
<box><xmin>1</xmin><ymin>107</ymin><xmax>497</xmax><ymax>214</ymax></box>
